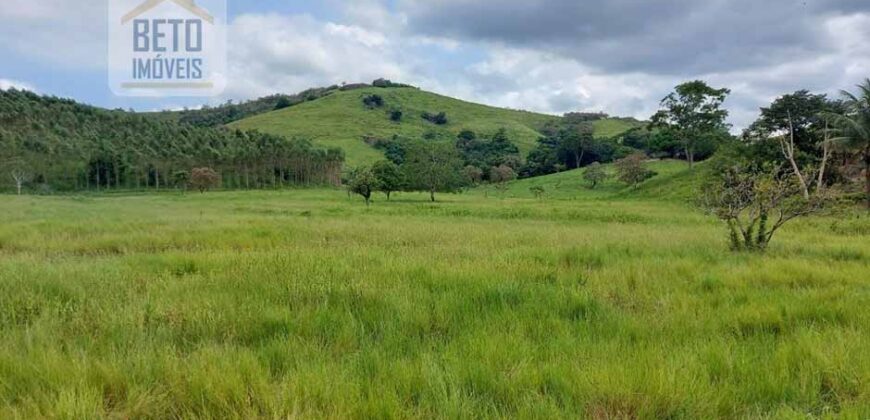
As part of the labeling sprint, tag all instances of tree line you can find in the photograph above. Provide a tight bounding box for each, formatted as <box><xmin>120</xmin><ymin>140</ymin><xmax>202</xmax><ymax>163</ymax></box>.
<box><xmin>0</xmin><ymin>89</ymin><xmax>343</xmax><ymax>193</ymax></box>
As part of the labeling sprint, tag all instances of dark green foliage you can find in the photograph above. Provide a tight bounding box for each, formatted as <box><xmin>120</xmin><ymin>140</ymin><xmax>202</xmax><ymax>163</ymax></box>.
<box><xmin>390</xmin><ymin>109</ymin><xmax>403</xmax><ymax>122</ymax></box>
<box><xmin>455</xmin><ymin>128</ymin><xmax>521</xmax><ymax>179</ymax></box>
<box><xmin>362</xmin><ymin>94</ymin><xmax>384</xmax><ymax>109</ymax></box>
<box><xmin>651</xmin><ymin>80</ymin><xmax>731</xmax><ymax>167</ymax></box>
<box><xmin>422</xmin><ymin>111</ymin><xmax>448</xmax><ymax>125</ymax></box>
<box><xmin>347</xmin><ymin>166</ymin><xmax>379</xmax><ymax>206</ymax></box>
<box><xmin>372</xmin><ymin>160</ymin><xmax>403</xmax><ymax>200</ymax></box>
<box><xmin>371</xmin><ymin>78</ymin><xmax>415</xmax><ymax>89</ymax></box>
<box><xmin>0</xmin><ymin>89</ymin><xmax>343</xmax><ymax>193</ymax></box>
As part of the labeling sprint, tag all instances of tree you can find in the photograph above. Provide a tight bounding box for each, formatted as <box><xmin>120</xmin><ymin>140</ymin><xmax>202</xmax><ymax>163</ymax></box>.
<box><xmin>700</xmin><ymin>164</ymin><xmax>826</xmax><ymax>251</ymax></box>
<box><xmin>830</xmin><ymin>79</ymin><xmax>870</xmax><ymax>209</ymax></box>
<box><xmin>560</xmin><ymin>123</ymin><xmax>595</xmax><ymax>169</ymax></box>
<box><xmin>372</xmin><ymin>160</ymin><xmax>403</xmax><ymax>200</ymax></box>
<box><xmin>583</xmin><ymin>162</ymin><xmax>608</xmax><ymax>189</ymax></box>
<box><xmin>614</xmin><ymin>153</ymin><xmax>656</xmax><ymax>188</ymax></box>
<box><xmin>8</xmin><ymin>163</ymin><xmax>31</xmax><ymax>196</ymax></box>
<box><xmin>744</xmin><ymin>91</ymin><xmax>840</xmax><ymax>199</ymax></box>
<box><xmin>348</xmin><ymin>166</ymin><xmax>379</xmax><ymax>206</ymax></box>
<box><xmin>652</xmin><ymin>80</ymin><xmax>731</xmax><ymax>167</ymax></box>
<box><xmin>402</xmin><ymin>141</ymin><xmax>464</xmax><ymax>202</ymax></box>
<box><xmin>489</xmin><ymin>164</ymin><xmax>517</xmax><ymax>195</ymax></box>
<box><xmin>189</xmin><ymin>167</ymin><xmax>220</xmax><ymax>193</ymax></box>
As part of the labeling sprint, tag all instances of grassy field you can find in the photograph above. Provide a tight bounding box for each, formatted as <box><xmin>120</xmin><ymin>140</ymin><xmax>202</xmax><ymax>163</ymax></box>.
<box><xmin>1</xmin><ymin>165</ymin><xmax>869</xmax><ymax>418</ymax></box>
<box><xmin>230</xmin><ymin>87</ymin><xmax>642</xmax><ymax>167</ymax></box>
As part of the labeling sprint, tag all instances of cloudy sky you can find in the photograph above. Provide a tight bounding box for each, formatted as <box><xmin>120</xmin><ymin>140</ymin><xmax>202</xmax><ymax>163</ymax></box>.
<box><xmin>1</xmin><ymin>0</ymin><xmax>868</xmax><ymax>129</ymax></box>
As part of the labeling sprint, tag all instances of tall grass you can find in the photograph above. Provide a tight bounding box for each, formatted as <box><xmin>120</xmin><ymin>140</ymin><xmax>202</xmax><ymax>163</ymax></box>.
<box><xmin>0</xmin><ymin>188</ymin><xmax>868</xmax><ymax>418</ymax></box>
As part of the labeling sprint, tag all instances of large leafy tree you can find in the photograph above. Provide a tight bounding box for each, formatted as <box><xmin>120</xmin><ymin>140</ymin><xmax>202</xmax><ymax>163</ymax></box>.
<box><xmin>402</xmin><ymin>141</ymin><xmax>465</xmax><ymax>202</ymax></box>
<box><xmin>652</xmin><ymin>80</ymin><xmax>731</xmax><ymax>167</ymax></box>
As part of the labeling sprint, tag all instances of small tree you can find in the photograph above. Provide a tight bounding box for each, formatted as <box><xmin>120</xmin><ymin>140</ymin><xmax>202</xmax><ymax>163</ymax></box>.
<box><xmin>172</xmin><ymin>170</ymin><xmax>190</xmax><ymax>192</ymax></box>
<box><xmin>583</xmin><ymin>162</ymin><xmax>608</xmax><ymax>189</ymax></box>
<box><xmin>701</xmin><ymin>165</ymin><xmax>826</xmax><ymax>251</ymax></box>
<box><xmin>9</xmin><ymin>166</ymin><xmax>31</xmax><ymax>195</ymax></box>
<box><xmin>615</xmin><ymin>153</ymin><xmax>656</xmax><ymax>188</ymax></box>
<box><xmin>190</xmin><ymin>167</ymin><xmax>220</xmax><ymax>193</ymax></box>
<box><xmin>348</xmin><ymin>166</ymin><xmax>379</xmax><ymax>206</ymax></box>
<box><xmin>372</xmin><ymin>160</ymin><xmax>403</xmax><ymax>200</ymax></box>
<box><xmin>490</xmin><ymin>164</ymin><xmax>517</xmax><ymax>195</ymax></box>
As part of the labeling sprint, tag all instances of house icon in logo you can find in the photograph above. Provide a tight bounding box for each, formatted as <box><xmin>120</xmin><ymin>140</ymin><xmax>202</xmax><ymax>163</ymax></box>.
<box><xmin>121</xmin><ymin>0</ymin><xmax>214</xmax><ymax>24</ymax></box>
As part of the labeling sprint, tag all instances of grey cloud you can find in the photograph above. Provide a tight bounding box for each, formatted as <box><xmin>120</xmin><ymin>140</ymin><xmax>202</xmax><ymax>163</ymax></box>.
<box><xmin>399</xmin><ymin>0</ymin><xmax>870</xmax><ymax>75</ymax></box>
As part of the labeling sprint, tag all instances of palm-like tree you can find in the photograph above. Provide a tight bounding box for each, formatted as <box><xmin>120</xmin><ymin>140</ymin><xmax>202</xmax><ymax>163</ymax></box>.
<box><xmin>832</xmin><ymin>78</ymin><xmax>870</xmax><ymax>209</ymax></box>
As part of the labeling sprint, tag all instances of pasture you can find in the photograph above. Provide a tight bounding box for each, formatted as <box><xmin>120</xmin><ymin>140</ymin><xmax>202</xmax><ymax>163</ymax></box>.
<box><xmin>0</xmin><ymin>174</ymin><xmax>868</xmax><ymax>418</ymax></box>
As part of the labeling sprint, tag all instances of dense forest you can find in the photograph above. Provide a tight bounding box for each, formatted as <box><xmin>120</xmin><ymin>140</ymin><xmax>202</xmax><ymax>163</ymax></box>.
<box><xmin>0</xmin><ymin>89</ymin><xmax>344</xmax><ymax>193</ymax></box>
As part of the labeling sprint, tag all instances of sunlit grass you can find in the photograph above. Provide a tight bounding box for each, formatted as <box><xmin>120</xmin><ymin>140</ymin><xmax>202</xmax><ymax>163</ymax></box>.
<box><xmin>0</xmin><ymin>184</ymin><xmax>868</xmax><ymax>418</ymax></box>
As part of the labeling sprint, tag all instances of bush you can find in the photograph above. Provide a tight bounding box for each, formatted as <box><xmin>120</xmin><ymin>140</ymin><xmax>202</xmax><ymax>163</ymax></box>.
<box><xmin>422</xmin><ymin>111</ymin><xmax>448</xmax><ymax>125</ymax></box>
<box><xmin>390</xmin><ymin>109</ymin><xmax>403</xmax><ymax>122</ymax></box>
<box><xmin>362</xmin><ymin>94</ymin><xmax>384</xmax><ymax>109</ymax></box>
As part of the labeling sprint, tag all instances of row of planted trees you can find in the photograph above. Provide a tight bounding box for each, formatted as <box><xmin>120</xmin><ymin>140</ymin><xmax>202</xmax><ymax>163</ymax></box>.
<box><xmin>0</xmin><ymin>89</ymin><xmax>343</xmax><ymax>194</ymax></box>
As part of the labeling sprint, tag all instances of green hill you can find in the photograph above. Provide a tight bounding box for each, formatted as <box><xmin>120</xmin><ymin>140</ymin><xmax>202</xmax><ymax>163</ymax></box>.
<box><xmin>475</xmin><ymin>159</ymin><xmax>707</xmax><ymax>202</ymax></box>
<box><xmin>230</xmin><ymin>87</ymin><xmax>642</xmax><ymax>166</ymax></box>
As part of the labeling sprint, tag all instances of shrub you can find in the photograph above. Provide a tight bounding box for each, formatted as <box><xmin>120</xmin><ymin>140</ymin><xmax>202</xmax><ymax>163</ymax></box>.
<box><xmin>390</xmin><ymin>109</ymin><xmax>403</xmax><ymax>122</ymax></box>
<box><xmin>422</xmin><ymin>111</ymin><xmax>448</xmax><ymax>125</ymax></box>
<box><xmin>362</xmin><ymin>94</ymin><xmax>384</xmax><ymax>109</ymax></box>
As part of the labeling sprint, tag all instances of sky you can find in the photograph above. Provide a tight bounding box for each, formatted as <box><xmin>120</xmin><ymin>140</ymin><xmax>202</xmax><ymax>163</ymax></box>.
<box><xmin>1</xmin><ymin>0</ymin><xmax>869</xmax><ymax>130</ymax></box>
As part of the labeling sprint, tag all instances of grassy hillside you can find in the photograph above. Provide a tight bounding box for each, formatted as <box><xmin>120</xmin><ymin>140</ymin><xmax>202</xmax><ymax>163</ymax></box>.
<box><xmin>476</xmin><ymin>159</ymin><xmax>705</xmax><ymax>202</ymax></box>
<box><xmin>230</xmin><ymin>87</ymin><xmax>640</xmax><ymax>167</ymax></box>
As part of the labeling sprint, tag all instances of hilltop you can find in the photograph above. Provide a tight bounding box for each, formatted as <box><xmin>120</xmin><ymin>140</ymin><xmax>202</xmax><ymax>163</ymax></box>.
<box><xmin>229</xmin><ymin>86</ymin><xmax>643</xmax><ymax>166</ymax></box>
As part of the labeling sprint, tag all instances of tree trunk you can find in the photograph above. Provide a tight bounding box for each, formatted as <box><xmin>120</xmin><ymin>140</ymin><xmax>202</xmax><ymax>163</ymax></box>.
<box><xmin>15</xmin><ymin>180</ymin><xmax>22</xmax><ymax>195</ymax></box>
<box><xmin>865</xmin><ymin>147</ymin><xmax>870</xmax><ymax>210</ymax></box>
<box><xmin>686</xmin><ymin>147</ymin><xmax>695</xmax><ymax>168</ymax></box>
<box><xmin>430</xmin><ymin>189</ymin><xmax>436</xmax><ymax>202</ymax></box>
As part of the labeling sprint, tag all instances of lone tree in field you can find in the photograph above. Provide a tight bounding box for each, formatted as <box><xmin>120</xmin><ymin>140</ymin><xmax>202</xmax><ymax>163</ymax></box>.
<box><xmin>348</xmin><ymin>166</ymin><xmax>380</xmax><ymax>206</ymax></box>
<box><xmin>189</xmin><ymin>167</ymin><xmax>220</xmax><ymax>193</ymax></box>
<box><xmin>372</xmin><ymin>160</ymin><xmax>403</xmax><ymax>200</ymax></box>
<box><xmin>652</xmin><ymin>80</ymin><xmax>731</xmax><ymax>168</ymax></box>
<box><xmin>615</xmin><ymin>153</ymin><xmax>655</xmax><ymax>188</ymax></box>
<box><xmin>701</xmin><ymin>164</ymin><xmax>826</xmax><ymax>251</ymax></box>
<box><xmin>583</xmin><ymin>162</ymin><xmax>608</xmax><ymax>189</ymax></box>
<box><xmin>402</xmin><ymin>141</ymin><xmax>464</xmax><ymax>202</ymax></box>
<box><xmin>489</xmin><ymin>164</ymin><xmax>517</xmax><ymax>196</ymax></box>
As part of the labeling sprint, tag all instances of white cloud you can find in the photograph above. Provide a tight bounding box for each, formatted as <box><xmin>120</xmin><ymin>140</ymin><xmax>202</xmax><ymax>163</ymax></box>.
<box><xmin>0</xmin><ymin>79</ymin><xmax>36</xmax><ymax>92</ymax></box>
<box><xmin>223</xmin><ymin>13</ymin><xmax>409</xmax><ymax>99</ymax></box>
